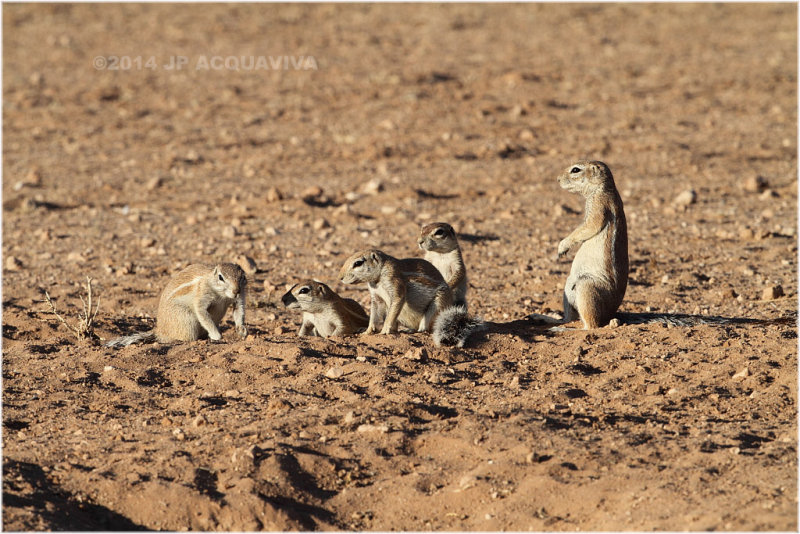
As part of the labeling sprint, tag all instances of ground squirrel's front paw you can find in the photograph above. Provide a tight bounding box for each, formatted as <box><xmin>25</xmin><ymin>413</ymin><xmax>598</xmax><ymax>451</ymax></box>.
<box><xmin>236</xmin><ymin>325</ymin><xmax>247</xmax><ymax>339</ymax></box>
<box><xmin>208</xmin><ymin>330</ymin><xmax>222</xmax><ymax>341</ymax></box>
<box><xmin>557</xmin><ymin>239</ymin><xmax>571</xmax><ymax>258</ymax></box>
<box><xmin>380</xmin><ymin>325</ymin><xmax>397</xmax><ymax>335</ymax></box>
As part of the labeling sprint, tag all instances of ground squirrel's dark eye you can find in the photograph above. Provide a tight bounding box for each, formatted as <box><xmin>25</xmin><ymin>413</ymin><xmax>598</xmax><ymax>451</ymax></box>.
<box><xmin>218</xmin><ymin>274</ymin><xmax>225</xmax><ymax>282</ymax></box>
<box><xmin>298</xmin><ymin>287</ymin><xmax>310</xmax><ymax>294</ymax></box>
<box><xmin>353</xmin><ymin>259</ymin><xmax>364</xmax><ymax>268</ymax></box>
<box><xmin>433</xmin><ymin>229</ymin><xmax>445</xmax><ymax>237</ymax></box>
<box><xmin>570</xmin><ymin>167</ymin><xmax>581</xmax><ymax>174</ymax></box>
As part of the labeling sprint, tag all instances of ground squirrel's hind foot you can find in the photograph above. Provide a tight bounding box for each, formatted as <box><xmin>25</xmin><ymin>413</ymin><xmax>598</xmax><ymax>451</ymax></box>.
<box><xmin>432</xmin><ymin>305</ymin><xmax>485</xmax><ymax>347</ymax></box>
<box><xmin>527</xmin><ymin>313</ymin><xmax>563</xmax><ymax>325</ymax></box>
<box><xmin>105</xmin><ymin>330</ymin><xmax>157</xmax><ymax>348</ymax></box>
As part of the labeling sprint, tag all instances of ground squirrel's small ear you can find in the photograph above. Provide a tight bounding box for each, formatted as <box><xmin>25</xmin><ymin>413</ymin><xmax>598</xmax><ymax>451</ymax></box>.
<box><xmin>370</xmin><ymin>251</ymin><xmax>379</xmax><ymax>262</ymax></box>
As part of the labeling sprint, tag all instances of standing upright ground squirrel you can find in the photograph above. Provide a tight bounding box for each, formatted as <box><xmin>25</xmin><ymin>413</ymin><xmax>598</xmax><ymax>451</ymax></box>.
<box><xmin>339</xmin><ymin>249</ymin><xmax>483</xmax><ymax>347</ymax></box>
<box><xmin>556</xmin><ymin>160</ymin><xmax>628</xmax><ymax>329</ymax></box>
<box><xmin>106</xmin><ymin>263</ymin><xmax>248</xmax><ymax>347</ymax></box>
<box><xmin>281</xmin><ymin>279</ymin><xmax>369</xmax><ymax>337</ymax></box>
<box><xmin>418</xmin><ymin>222</ymin><xmax>468</xmax><ymax>309</ymax></box>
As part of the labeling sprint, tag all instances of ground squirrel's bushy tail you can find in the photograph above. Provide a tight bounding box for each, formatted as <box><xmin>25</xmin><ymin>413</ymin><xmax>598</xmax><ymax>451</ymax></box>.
<box><xmin>105</xmin><ymin>330</ymin><xmax>157</xmax><ymax>348</ymax></box>
<box><xmin>433</xmin><ymin>305</ymin><xmax>485</xmax><ymax>347</ymax></box>
<box><xmin>616</xmin><ymin>311</ymin><xmax>796</xmax><ymax>327</ymax></box>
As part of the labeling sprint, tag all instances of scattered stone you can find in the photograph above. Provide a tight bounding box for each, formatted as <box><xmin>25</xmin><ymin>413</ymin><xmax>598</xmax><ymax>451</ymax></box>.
<box><xmin>172</xmin><ymin>428</ymin><xmax>185</xmax><ymax>441</ymax></box>
<box><xmin>192</xmin><ymin>414</ymin><xmax>207</xmax><ymax>427</ymax></box>
<box><xmin>325</xmin><ymin>366</ymin><xmax>344</xmax><ymax>379</ymax></box>
<box><xmin>743</xmin><ymin>175</ymin><xmax>768</xmax><ymax>193</ymax></box>
<box><xmin>67</xmin><ymin>252</ymin><xmax>86</xmax><ymax>263</ymax></box>
<box><xmin>313</xmin><ymin>218</ymin><xmax>330</xmax><ymax>230</ymax></box>
<box><xmin>140</xmin><ymin>237</ymin><xmax>156</xmax><ymax>248</ymax></box>
<box><xmin>719</xmin><ymin>288</ymin><xmax>738</xmax><ymax>300</ymax></box>
<box><xmin>403</xmin><ymin>347</ymin><xmax>428</xmax><ymax>362</ymax></box>
<box><xmin>222</xmin><ymin>225</ymin><xmax>238</xmax><ymax>239</ymax></box>
<box><xmin>732</xmin><ymin>367</ymin><xmax>750</xmax><ymax>380</ymax></box>
<box><xmin>146</xmin><ymin>176</ymin><xmax>163</xmax><ymax>191</ymax></box>
<box><xmin>672</xmin><ymin>189</ymin><xmax>697</xmax><ymax>207</ymax></box>
<box><xmin>761</xmin><ymin>285</ymin><xmax>784</xmax><ymax>300</ymax></box>
<box><xmin>236</xmin><ymin>255</ymin><xmax>257</xmax><ymax>275</ymax></box>
<box><xmin>5</xmin><ymin>256</ymin><xmax>22</xmax><ymax>271</ymax></box>
<box><xmin>266</xmin><ymin>187</ymin><xmax>283</xmax><ymax>202</ymax></box>
<box><xmin>301</xmin><ymin>186</ymin><xmax>324</xmax><ymax>201</ymax></box>
<box><xmin>607</xmin><ymin>318</ymin><xmax>621</xmax><ymax>328</ymax></box>
<box><xmin>759</xmin><ymin>189</ymin><xmax>778</xmax><ymax>200</ymax></box>
<box><xmin>266</xmin><ymin>398</ymin><xmax>292</xmax><ymax>414</ymax></box>
<box><xmin>458</xmin><ymin>474</ymin><xmax>478</xmax><ymax>490</ymax></box>
<box><xmin>225</xmin><ymin>389</ymin><xmax>240</xmax><ymax>398</ymax></box>
<box><xmin>362</xmin><ymin>179</ymin><xmax>384</xmax><ymax>195</ymax></box>
<box><xmin>343</xmin><ymin>411</ymin><xmax>357</xmax><ymax>424</ymax></box>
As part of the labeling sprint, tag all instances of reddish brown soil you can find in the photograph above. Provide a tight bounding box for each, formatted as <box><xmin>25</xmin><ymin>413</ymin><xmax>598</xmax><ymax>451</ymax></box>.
<box><xmin>2</xmin><ymin>3</ymin><xmax>797</xmax><ymax>531</ymax></box>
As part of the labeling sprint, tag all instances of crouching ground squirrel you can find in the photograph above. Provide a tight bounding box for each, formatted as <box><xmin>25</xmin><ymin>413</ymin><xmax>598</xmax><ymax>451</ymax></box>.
<box><xmin>339</xmin><ymin>249</ymin><xmax>484</xmax><ymax>347</ymax></box>
<box><xmin>106</xmin><ymin>263</ymin><xmax>248</xmax><ymax>347</ymax></box>
<box><xmin>556</xmin><ymin>160</ymin><xmax>628</xmax><ymax>329</ymax></box>
<box><xmin>418</xmin><ymin>222</ymin><xmax>468</xmax><ymax>309</ymax></box>
<box><xmin>281</xmin><ymin>279</ymin><xmax>369</xmax><ymax>337</ymax></box>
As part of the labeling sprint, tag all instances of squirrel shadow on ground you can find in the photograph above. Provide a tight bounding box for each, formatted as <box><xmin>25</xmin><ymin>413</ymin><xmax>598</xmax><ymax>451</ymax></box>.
<box><xmin>483</xmin><ymin>318</ymin><xmax>560</xmax><ymax>344</ymax></box>
<box><xmin>2</xmin><ymin>457</ymin><xmax>148</xmax><ymax>531</ymax></box>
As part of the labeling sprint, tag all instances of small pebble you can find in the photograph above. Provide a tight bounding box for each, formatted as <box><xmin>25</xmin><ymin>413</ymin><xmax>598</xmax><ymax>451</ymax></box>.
<box><xmin>762</xmin><ymin>285</ymin><xmax>784</xmax><ymax>300</ymax></box>
<box><xmin>146</xmin><ymin>176</ymin><xmax>163</xmax><ymax>191</ymax></box>
<box><xmin>403</xmin><ymin>347</ymin><xmax>428</xmax><ymax>362</ymax></box>
<box><xmin>673</xmin><ymin>189</ymin><xmax>697</xmax><ymax>207</ymax></box>
<box><xmin>236</xmin><ymin>255</ymin><xmax>257</xmax><ymax>275</ymax></box>
<box><xmin>266</xmin><ymin>187</ymin><xmax>283</xmax><ymax>202</ymax></box>
<box><xmin>5</xmin><ymin>256</ymin><xmax>22</xmax><ymax>271</ymax></box>
<box><xmin>362</xmin><ymin>179</ymin><xmax>384</xmax><ymax>195</ymax></box>
<box><xmin>301</xmin><ymin>186</ymin><xmax>324</xmax><ymax>200</ymax></box>
<box><xmin>732</xmin><ymin>367</ymin><xmax>750</xmax><ymax>379</ymax></box>
<box><xmin>325</xmin><ymin>366</ymin><xmax>344</xmax><ymax>379</ymax></box>
<box><xmin>743</xmin><ymin>175</ymin><xmax>768</xmax><ymax>193</ymax></box>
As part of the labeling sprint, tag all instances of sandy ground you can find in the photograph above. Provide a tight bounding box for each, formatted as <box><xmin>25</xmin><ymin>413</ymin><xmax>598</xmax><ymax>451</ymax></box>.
<box><xmin>2</xmin><ymin>3</ymin><xmax>797</xmax><ymax>531</ymax></box>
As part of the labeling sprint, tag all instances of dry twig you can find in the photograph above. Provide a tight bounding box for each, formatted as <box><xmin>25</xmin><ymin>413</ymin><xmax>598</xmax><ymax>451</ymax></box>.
<box><xmin>42</xmin><ymin>276</ymin><xmax>100</xmax><ymax>342</ymax></box>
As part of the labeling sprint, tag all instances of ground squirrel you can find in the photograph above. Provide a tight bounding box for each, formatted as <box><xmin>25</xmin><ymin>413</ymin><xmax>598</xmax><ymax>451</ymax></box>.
<box><xmin>556</xmin><ymin>160</ymin><xmax>628</xmax><ymax>329</ymax></box>
<box><xmin>281</xmin><ymin>279</ymin><xmax>369</xmax><ymax>337</ymax></box>
<box><xmin>531</xmin><ymin>161</ymin><xmax>792</xmax><ymax>330</ymax></box>
<box><xmin>106</xmin><ymin>263</ymin><xmax>248</xmax><ymax>347</ymax></box>
<box><xmin>418</xmin><ymin>222</ymin><xmax>468</xmax><ymax>309</ymax></box>
<box><xmin>339</xmin><ymin>249</ymin><xmax>483</xmax><ymax>347</ymax></box>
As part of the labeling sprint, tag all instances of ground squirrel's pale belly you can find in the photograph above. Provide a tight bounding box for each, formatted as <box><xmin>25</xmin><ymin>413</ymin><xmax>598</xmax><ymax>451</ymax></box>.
<box><xmin>569</xmin><ymin>227</ymin><xmax>613</xmax><ymax>285</ymax></box>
